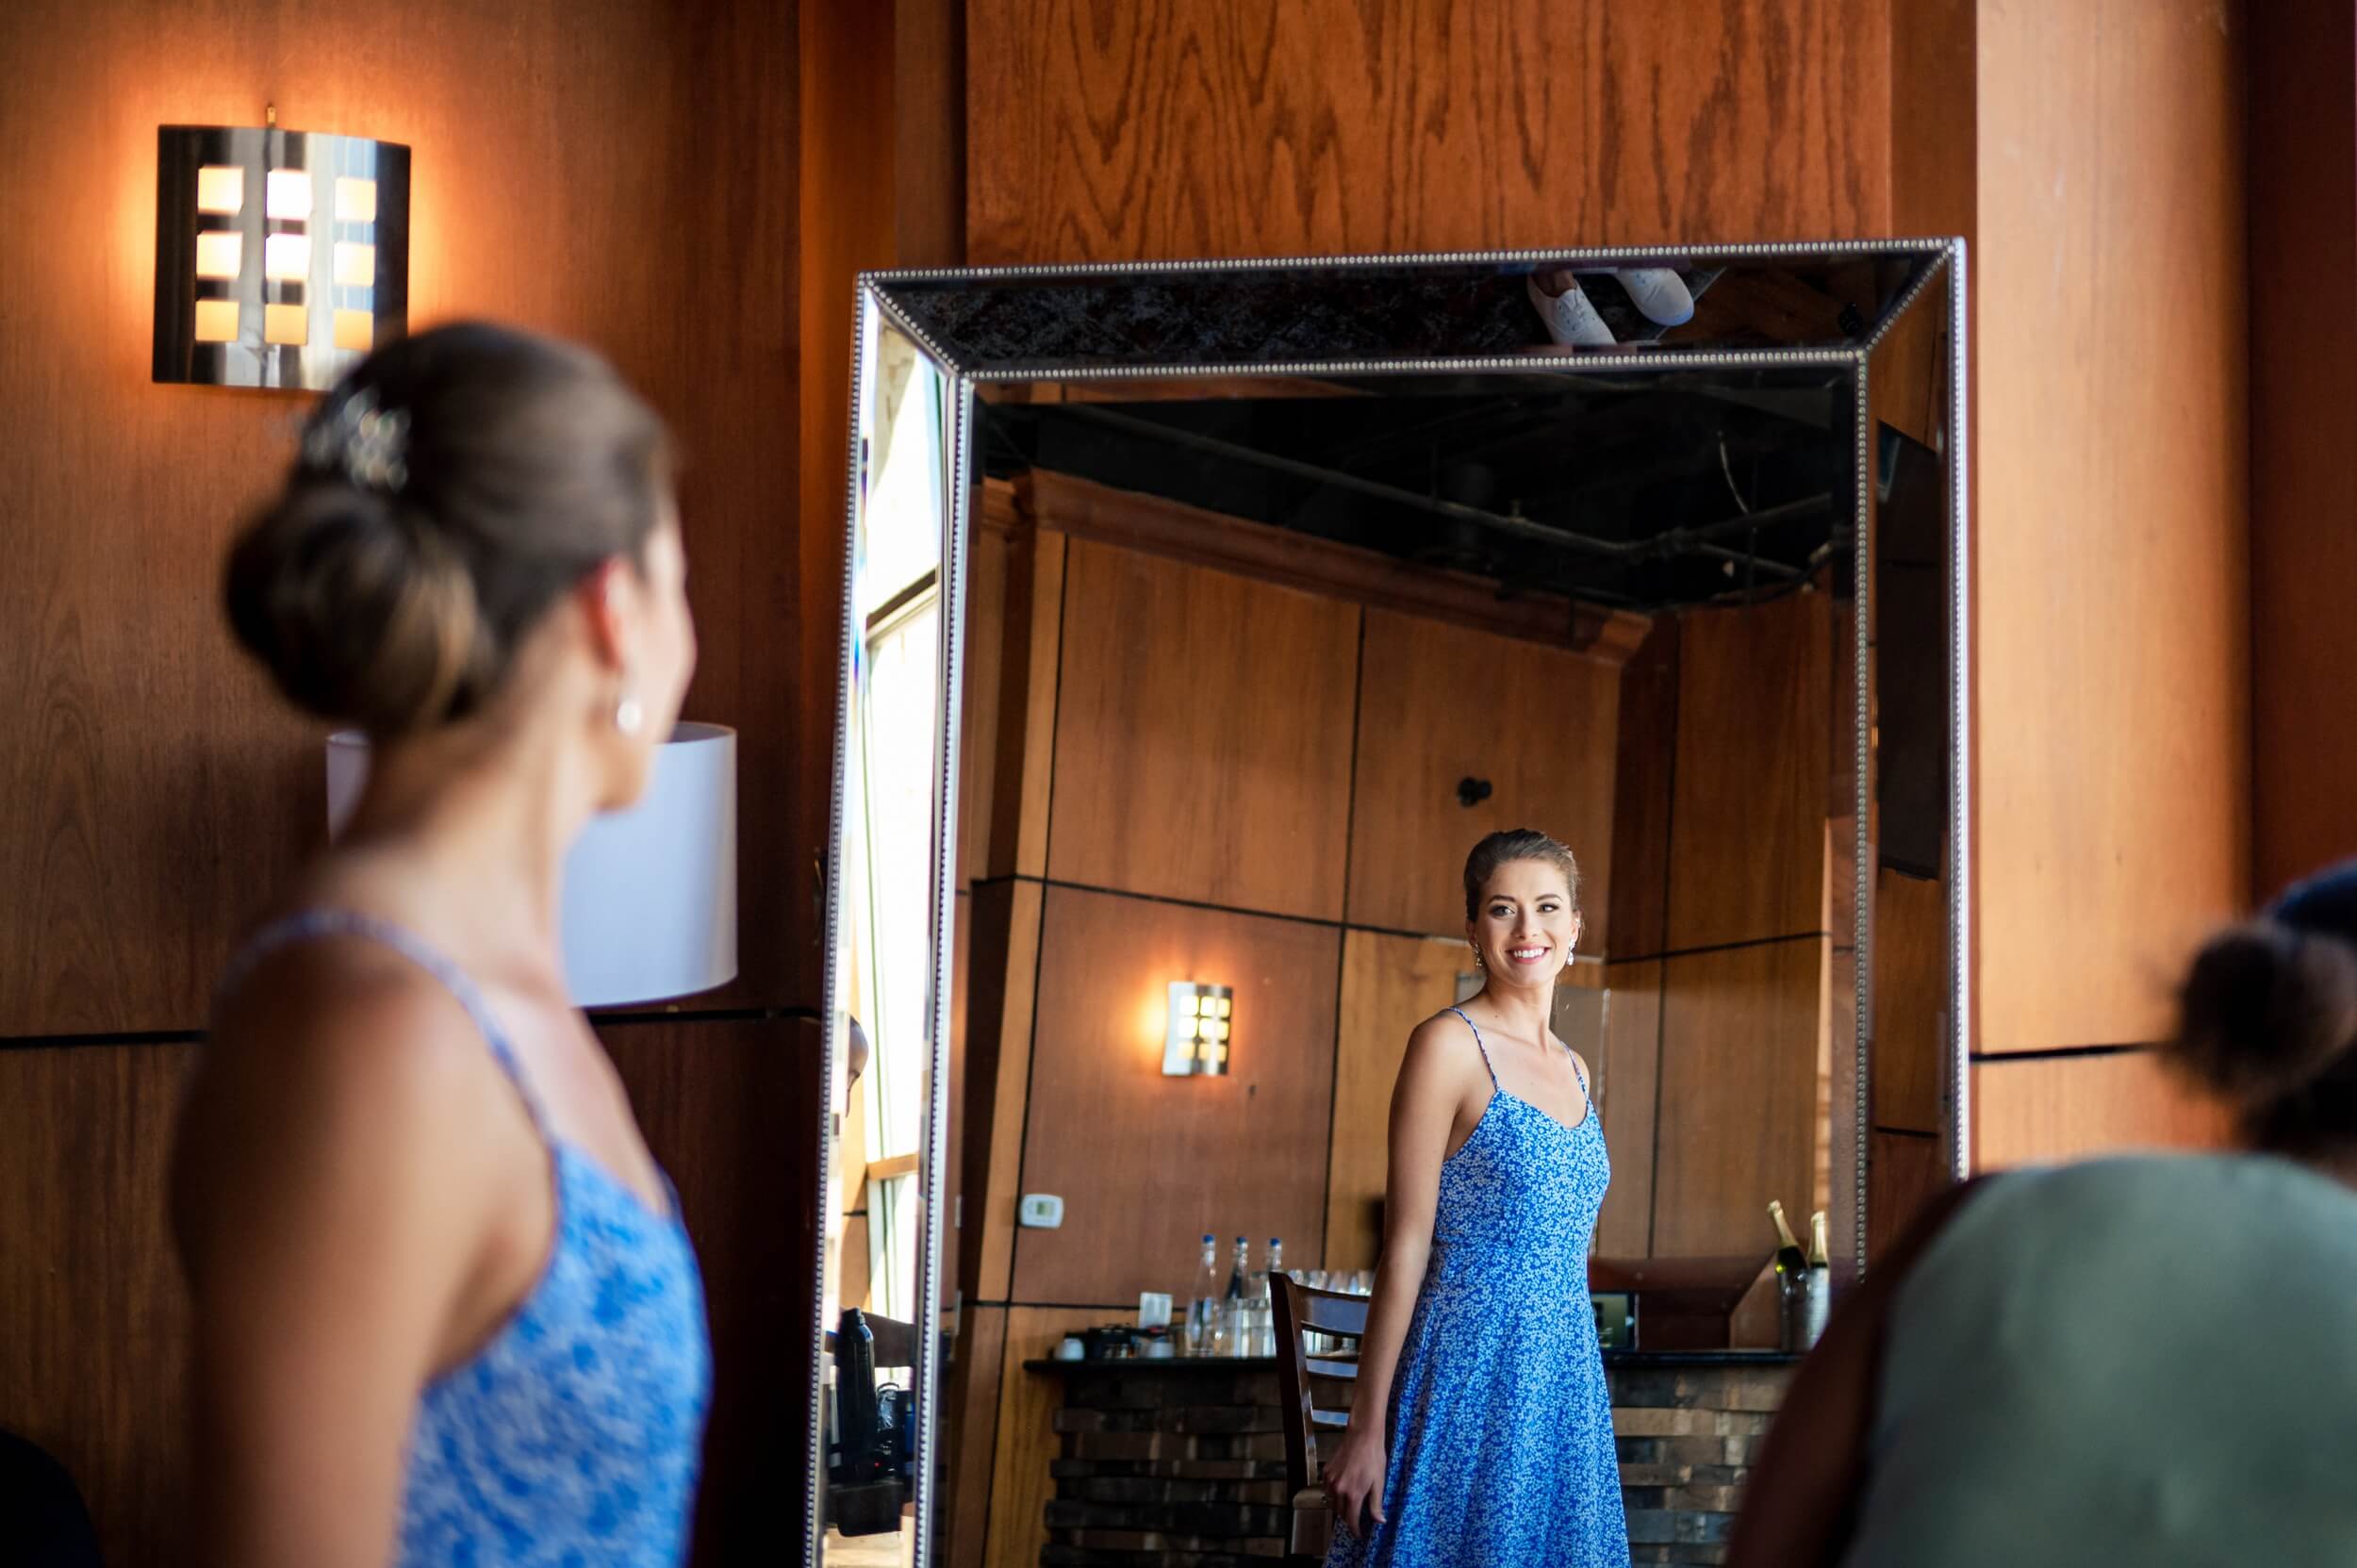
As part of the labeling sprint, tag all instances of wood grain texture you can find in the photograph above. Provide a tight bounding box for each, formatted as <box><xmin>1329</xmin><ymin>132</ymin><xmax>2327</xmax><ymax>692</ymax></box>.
<box><xmin>965</xmin><ymin>0</ymin><xmax>1893</xmax><ymax>264</ymax></box>
<box><xmin>2249</xmin><ymin>0</ymin><xmax>2357</xmax><ymax>901</ymax></box>
<box><xmin>1665</xmin><ymin>592</ymin><xmax>1834</xmax><ymax>953</ymax></box>
<box><xmin>1348</xmin><ymin>610</ymin><xmax>1622</xmax><ymax>945</ymax></box>
<box><xmin>601</xmin><ymin>1017</ymin><xmax>825</xmax><ymax>1567</ymax></box>
<box><xmin>1047</xmin><ymin>540</ymin><xmax>1360</xmax><ymax>922</ymax></box>
<box><xmin>1866</xmin><ymin>1129</ymin><xmax>1950</xmax><ymax>1263</ymax></box>
<box><xmin>985</xmin><ymin>1309</ymin><xmax>1100</xmax><ymax>1568</ymax></box>
<box><xmin>1324</xmin><ymin>931</ymin><xmax>1469</xmax><ymax>1272</ymax></box>
<box><xmin>0</xmin><ymin>0</ymin><xmax>806</xmax><ymax>1032</ymax></box>
<box><xmin>942</xmin><ymin>1301</ymin><xmax>1007</xmax><ymax>1568</ymax></box>
<box><xmin>1651</xmin><ymin>937</ymin><xmax>1826</xmax><ymax>1257</ymax></box>
<box><xmin>963</xmin><ymin>877</ymin><xmax>1045</xmax><ymax>1305</ymax></box>
<box><xmin>1607</xmin><ymin>619</ymin><xmax>1679</xmax><ymax>964</ymax></box>
<box><xmin>1872</xmin><ymin>866</ymin><xmax>1946</xmax><ymax>1132</ymax></box>
<box><xmin>1007</xmin><ymin>532</ymin><xmax>1068</xmax><ymax>883</ymax></box>
<box><xmin>958</xmin><ymin>513</ymin><xmax>1013</xmax><ymax>891</ymax></box>
<box><xmin>1971</xmin><ymin>1050</ymin><xmax>2232</xmax><ymax>1171</ymax></box>
<box><xmin>0</xmin><ymin>1043</ymin><xmax>192</xmax><ymax>1568</ymax></box>
<box><xmin>1973</xmin><ymin>0</ymin><xmax>2249</xmax><ymax>1050</ymax></box>
<box><xmin>1014</xmin><ymin>887</ymin><xmax>1339</xmax><ymax>1305</ymax></box>
<box><xmin>1593</xmin><ymin>960</ymin><xmax>1664</xmax><ymax>1260</ymax></box>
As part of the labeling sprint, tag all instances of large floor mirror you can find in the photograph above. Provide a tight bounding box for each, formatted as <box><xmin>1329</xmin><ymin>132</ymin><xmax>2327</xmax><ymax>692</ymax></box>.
<box><xmin>811</xmin><ymin>242</ymin><xmax>1970</xmax><ymax>1567</ymax></box>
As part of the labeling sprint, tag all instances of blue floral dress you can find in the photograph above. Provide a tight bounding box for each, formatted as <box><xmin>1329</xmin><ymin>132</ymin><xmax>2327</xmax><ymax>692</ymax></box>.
<box><xmin>1327</xmin><ymin>1007</ymin><xmax>1629</xmax><ymax>1567</ymax></box>
<box><xmin>221</xmin><ymin>910</ymin><xmax>711</xmax><ymax>1566</ymax></box>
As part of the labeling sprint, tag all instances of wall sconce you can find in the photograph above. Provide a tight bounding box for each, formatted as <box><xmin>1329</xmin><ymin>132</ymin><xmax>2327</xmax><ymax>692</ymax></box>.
<box><xmin>155</xmin><ymin>110</ymin><xmax>410</xmax><ymax>389</ymax></box>
<box><xmin>1164</xmin><ymin>982</ymin><xmax>1234</xmax><ymax>1077</ymax></box>
<box><xmin>325</xmin><ymin>724</ymin><xmax>738</xmax><ymax>1007</ymax></box>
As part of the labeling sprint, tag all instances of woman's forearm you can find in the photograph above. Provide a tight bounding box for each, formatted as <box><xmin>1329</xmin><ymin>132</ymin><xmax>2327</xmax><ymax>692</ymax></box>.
<box><xmin>1345</xmin><ymin>1235</ymin><xmax>1430</xmax><ymax>1431</ymax></box>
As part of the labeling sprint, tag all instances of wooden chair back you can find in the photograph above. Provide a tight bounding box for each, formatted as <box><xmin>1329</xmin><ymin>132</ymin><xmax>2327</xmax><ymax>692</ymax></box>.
<box><xmin>1271</xmin><ymin>1276</ymin><xmax>1369</xmax><ymax>1498</ymax></box>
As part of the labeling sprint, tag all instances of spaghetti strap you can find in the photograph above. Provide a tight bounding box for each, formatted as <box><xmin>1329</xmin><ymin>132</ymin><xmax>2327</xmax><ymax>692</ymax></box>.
<box><xmin>1446</xmin><ymin>1005</ymin><xmax>1498</xmax><ymax>1089</ymax></box>
<box><xmin>221</xmin><ymin>908</ymin><xmax>552</xmax><ymax>1137</ymax></box>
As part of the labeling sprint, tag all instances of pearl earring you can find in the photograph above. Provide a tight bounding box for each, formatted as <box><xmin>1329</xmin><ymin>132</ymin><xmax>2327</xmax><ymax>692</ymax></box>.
<box><xmin>615</xmin><ymin>692</ymin><xmax>645</xmax><ymax>736</ymax></box>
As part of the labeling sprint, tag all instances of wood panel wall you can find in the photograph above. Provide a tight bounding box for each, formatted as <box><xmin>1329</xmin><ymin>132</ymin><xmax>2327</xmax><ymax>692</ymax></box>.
<box><xmin>0</xmin><ymin>0</ymin><xmax>933</xmax><ymax>1560</ymax></box>
<box><xmin>1970</xmin><ymin>0</ymin><xmax>2249</xmax><ymax>1056</ymax></box>
<box><xmin>966</xmin><ymin>0</ymin><xmax>1895</xmax><ymax>262</ymax></box>
<box><xmin>1960</xmin><ymin>0</ymin><xmax>2247</xmax><ymax>1166</ymax></box>
<box><xmin>1014</xmin><ymin>888</ymin><xmax>1341</xmax><ymax>1304</ymax></box>
<box><xmin>0</xmin><ymin>1045</ymin><xmax>192</xmax><ymax>1566</ymax></box>
<box><xmin>1348</xmin><ymin>613</ymin><xmax>1622</xmax><ymax>946</ymax></box>
<box><xmin>1325</xmin><ymin>932</ymin><xmax>1467</xmax><ymax>1272</ymax></box>
<box><xmin>1638</xmin><ymin>591</ymin><xmax>1838</xmax><ymax>1259</ymax></box>
<box><xmin>2249</xmin><ymin>0</ymin><xmax>2357</xmax><ymax>901</ymax></box>
<box><xmin>1047</xmin><ymin>541</ymin><xmax>1360</xmax><ymax>921</ymax></box>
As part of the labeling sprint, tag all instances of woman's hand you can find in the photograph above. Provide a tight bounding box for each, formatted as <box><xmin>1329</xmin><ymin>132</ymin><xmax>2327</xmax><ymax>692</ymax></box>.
<box><xmin>1322</xmin><ymin>1422</ymin><xmax>1388</xmax><ymax>1540</ymax></box>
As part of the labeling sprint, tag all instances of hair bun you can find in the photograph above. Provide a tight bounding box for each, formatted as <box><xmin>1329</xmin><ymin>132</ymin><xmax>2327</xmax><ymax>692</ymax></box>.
<box><xmin>2172</xmin><ymin>922</ymin><xmax>2357</xmax><ymax>1106</ymax></box>
<box><xmin>223</xmin><ymin>476</ymin><xmax>493</xmax><ymax>734</ymax></box>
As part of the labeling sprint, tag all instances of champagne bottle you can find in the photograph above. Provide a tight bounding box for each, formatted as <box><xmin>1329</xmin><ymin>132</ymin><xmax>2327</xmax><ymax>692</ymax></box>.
<box><xmin>1807</xmin><ymin>1211</ymin><xmax>1830</xmax><ymax>1269</ymax></box>
<box><xmin>1768</xmin><ymin>1200</ymin><xmax>1807</xmax><ymax>1278</ymax></box>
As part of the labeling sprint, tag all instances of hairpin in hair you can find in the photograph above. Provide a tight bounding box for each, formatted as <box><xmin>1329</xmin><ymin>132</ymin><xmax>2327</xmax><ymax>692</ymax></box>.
<box><xmin>303</xmin><ymin>388</ymin><xmax>410</xmax><ymax>494</ymax></box>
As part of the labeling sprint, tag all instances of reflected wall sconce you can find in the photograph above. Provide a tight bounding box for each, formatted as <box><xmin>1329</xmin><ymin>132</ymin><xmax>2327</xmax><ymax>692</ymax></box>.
<box><xmin>325</xmin><ymin>724</ymin><xmax>739</xmax><ymax>1007</ymax></box>
<box><xmin>1164</xmin><ymin>982</ymin><xmax>1234</xmax><ymax>1077</ymax></box>
<box><xmin>155</xmin><ymin>108</ymin><xmax>410</xmax><ymax>389</ymax></box>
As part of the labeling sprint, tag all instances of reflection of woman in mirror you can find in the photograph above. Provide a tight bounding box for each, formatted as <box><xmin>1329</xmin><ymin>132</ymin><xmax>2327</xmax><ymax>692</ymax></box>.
<box><xmin>1729</xmin><ymin>858</ymin><xmax>2357</xmax><ymax>1568</ymax></box>
<box><xmin>175</xmin><ymin>324</ymin><xmax>711</xmax><ymax>1567</ymax></box>
<box><xmin>1324</xmin><ymin>830</ymin><xmax>1630</xmax><ymax>1565</ymax></box>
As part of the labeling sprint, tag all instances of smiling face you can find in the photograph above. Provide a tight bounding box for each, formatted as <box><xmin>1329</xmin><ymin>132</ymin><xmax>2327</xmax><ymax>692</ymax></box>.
<box><xmin>1468</xmin><ymin>858</ymin><xmax>1582</xmax><ymax>989</ymax></box>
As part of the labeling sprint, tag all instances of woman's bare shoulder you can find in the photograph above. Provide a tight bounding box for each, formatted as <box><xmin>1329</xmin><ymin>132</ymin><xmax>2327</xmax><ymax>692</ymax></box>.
<box><xmin>178</xmin><ymin>936</ymin><xmax>508</xmax><ymax>1264</ymax></box>
<box><xmin>1395</xmin><ymin>1007</ymin><xmax>1490</xmax><ymax>1087</ymax></box>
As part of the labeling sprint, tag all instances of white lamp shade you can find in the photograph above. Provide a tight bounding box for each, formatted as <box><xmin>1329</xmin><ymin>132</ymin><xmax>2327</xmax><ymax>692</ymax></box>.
<box><xmin>325</xmin><ymin>724</ymin><xmax>738</xmax><ymax>1007</ymax></box>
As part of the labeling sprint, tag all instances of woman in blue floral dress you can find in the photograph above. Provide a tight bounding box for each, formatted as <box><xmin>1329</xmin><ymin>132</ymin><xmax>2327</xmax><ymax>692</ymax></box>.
<box><xmin>1323</xmin><ymin>829</ymin><xmax>1630</xmax><ymax>1568</ymax></box>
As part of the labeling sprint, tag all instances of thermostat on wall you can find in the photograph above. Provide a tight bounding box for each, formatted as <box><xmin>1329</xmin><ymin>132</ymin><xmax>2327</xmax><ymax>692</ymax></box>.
<box><xmin>1017</xmin><ymin>1193</ymin><xmax>1065</xmax><ymax>1229</ymax></box>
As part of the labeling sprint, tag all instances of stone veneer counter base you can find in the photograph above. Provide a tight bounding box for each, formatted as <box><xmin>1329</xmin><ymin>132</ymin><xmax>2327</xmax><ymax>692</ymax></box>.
<box><xmin>1021</xmin><ymin>1352</ymin><xmax>1798</xmax><ymax>1567</ymax></box>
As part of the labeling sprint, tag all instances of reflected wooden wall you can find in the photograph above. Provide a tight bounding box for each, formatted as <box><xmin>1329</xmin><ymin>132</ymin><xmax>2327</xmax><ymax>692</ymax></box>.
<box><xmin>951</xmin><ymin>490</ymin><xmax>1632</xmax><ymax>1568</ymax></box>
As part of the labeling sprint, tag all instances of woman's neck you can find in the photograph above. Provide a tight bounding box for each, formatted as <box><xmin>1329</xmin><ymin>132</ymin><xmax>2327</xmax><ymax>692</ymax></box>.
<box><xmin>1475</xmin><ymin>979</ymin><xmax>1558</xmax><ymax>1044</ymax></box>
<box><xmin>326</xmin><ymin>715</ymin><xmax>600</xmax><ymax>974</ymax></box>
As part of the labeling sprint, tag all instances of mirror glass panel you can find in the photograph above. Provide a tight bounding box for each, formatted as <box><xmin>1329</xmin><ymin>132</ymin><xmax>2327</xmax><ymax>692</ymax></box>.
<box><xmin>820</xmin><ymin>245</ymin><xmax>1965</xmax><ymax>1568</ymax></box>
<box><xmin>819</xmin><ymin>310</ymin><xmax>955</xmax><ymax>1565</ymax></box>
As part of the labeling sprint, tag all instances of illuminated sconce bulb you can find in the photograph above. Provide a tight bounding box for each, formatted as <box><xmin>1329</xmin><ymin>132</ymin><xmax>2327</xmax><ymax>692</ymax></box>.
<box><xmin>193</xmin><ymin>299</ymin><xmax>239</xmax><ymax>342</ymax></box>
<box><xmin>194</xmin><ymin>232</ymin><xmax>242</xmax><ymax>279</ymax></box>
<box><xmin>196</xmin><ymin>165</ymin><xmax>244</xmax><ymax>214</ymax></box>
<box><xmin>265</xmin><ymin>169</ymin><xmax>313</xmax><ymax>220</ymax></box>
<box><xmin>263</xmin><ymin>233</ymin><xmax>311</xmax><ymax>280</ymax></box>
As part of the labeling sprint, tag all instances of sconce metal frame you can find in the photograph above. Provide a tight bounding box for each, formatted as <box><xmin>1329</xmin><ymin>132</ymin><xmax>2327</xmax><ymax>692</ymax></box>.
<box><xmin>1163</xmin><ymin>982</ymin><xmax>1234</xmax><ymax>1077</ymax></box>
<box><xmin>154</xmin><ymin>122</ymin><xmax>411</xmax><ymax>389</ymax></box>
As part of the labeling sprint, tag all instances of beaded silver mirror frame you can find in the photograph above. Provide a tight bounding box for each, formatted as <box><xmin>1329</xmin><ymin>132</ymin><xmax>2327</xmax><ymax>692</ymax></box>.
<box><xmin>810</xmin><ymin>239</ymin><xmax>1970</xmax><ymax>1568</ymax></box>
